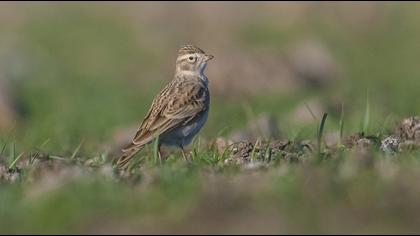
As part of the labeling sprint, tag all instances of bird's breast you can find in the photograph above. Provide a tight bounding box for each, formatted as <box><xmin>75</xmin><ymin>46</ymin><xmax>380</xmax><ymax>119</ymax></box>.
<box><xmin>160</xmin><ymin>109</ymin><xmax>209</xmax><ymax>147</ymax></box>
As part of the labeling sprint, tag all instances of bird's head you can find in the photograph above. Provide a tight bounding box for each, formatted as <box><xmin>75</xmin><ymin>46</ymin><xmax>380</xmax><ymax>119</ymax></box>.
<box><xmin>175</xmin><ymin>45</ymin><xmax>214</xmax><ymax>75</ymax></box>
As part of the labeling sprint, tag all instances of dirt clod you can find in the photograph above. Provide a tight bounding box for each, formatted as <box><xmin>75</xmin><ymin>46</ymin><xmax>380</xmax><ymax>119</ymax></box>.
<box><xmin>397</xmin><ymin>116</ymin><xmax>420</xmax><ymax>145</ymax></box>
<box><xmin>223</xmin><ymin>139</ymin><xmax>303</xmax><ymax>166</ymax></box>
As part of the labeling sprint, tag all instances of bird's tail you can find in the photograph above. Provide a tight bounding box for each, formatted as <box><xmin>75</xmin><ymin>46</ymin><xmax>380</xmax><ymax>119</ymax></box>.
<box><xmin>116</xmin><ymin>143</ymin><xmax>144</xmax><ymax>169</ymax></box>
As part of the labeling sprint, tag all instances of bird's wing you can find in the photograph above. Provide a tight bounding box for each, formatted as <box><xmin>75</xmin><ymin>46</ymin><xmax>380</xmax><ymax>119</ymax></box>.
<box><xmin>123</xmin><ymin>77</ymin><xmax>208</xmax><ymax>151</ymax></box>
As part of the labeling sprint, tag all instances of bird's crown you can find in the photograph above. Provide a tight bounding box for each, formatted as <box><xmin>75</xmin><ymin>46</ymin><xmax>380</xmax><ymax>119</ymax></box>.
<box><xmin>178</xmin><ymin>45</ymin><xmax>205</xmax><ymax>56</ymax></box>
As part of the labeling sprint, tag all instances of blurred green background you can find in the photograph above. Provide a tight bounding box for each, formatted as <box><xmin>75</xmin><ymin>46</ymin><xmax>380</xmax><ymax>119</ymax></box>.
<box><xmin>0</xmin><ymin>1</ymin><xmax>419</xmax><ymax>153</ymax></box>
<box><xmin>0</xmin><ymin>2</ymin><xmax>420</xmax><ymax>234</ymax></box>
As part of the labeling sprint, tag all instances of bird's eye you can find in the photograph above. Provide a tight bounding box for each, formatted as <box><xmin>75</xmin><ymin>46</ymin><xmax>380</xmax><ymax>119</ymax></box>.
<box><xmin>188</xmin><ymin>56</ymin><xmax>194</xmax><ymax>61</ymax></box>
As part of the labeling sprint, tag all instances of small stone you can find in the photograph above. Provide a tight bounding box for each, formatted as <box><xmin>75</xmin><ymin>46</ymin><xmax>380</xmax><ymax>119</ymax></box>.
<box><xmin>380</xmin><ymin>136</ymin><xmax>400</xmax><ymax>155</ymax></box>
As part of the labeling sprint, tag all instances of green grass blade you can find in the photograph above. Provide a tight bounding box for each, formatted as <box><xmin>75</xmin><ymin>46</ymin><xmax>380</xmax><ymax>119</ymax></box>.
<box><xmin>250</xmin><ymin>139</ymin><xmax>260</xmax><ymax>162</ymax></box>
<box><xmin>49</xmin><ymin>155</ymin><xmax>68</xmax><ymax>161</ymax></box>
<box><xmin>39</xmin><ymin>138</ymin><xmax>51</xmax><ymax>149</ymax></box>
<box><xmin>362</xmin><ymin>93</ymin><xmax>370</xmax><ymax>134</ymax></box>
<box><xmin>9</xmin><ymin>142</ymin><xmax>15</xmax><ymax>163</ymax></box>
<box><xmin>317</xmin><ymin>113</ymin><xmax>328</xmax><ymax>153</ymax></box>
<box><xmin>0</xmin><ymin>142</ymin><xmax>7</xmax><ymax>158</ymax></box>
<box><xmin>8</xmin><ymin>152</ymin><xmax>24</xmax><ymax>170</ymax></box>
<box><xmin>196</xmin><ymin>136</ymin><xmax>201</xmax><ymax>154</ymax></box>
<box><xmin>264</xmin><ymin>143</ymin><xmax>271</xmax><ymax>162</ymax></box>
<box><xmin>70</xmin><ymin>140</ymin><xmax>84</xmax><ymax>160</ymax></box>
<box><xmin>152</xmin><ymin>134</ymin><xmax>160</xmax><ymax>166</ymax></box>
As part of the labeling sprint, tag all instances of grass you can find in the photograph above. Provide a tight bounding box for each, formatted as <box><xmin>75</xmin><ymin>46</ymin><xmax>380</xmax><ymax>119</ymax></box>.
<box><xmin>362</xmin><ymin>92</ymin><xmax>371</xmax><ymax>135</ymax></box>
<box><xmin>339</xmin><ymin>102</ymin><xmax>345</xmax><ymax>147</ymax></box>
<box><xmin>0</xmin><ymin>2</ymin><xmax>420</xmax><ymax>234</ymax></box>
<box><xmin>8</xmin><ymin>152</ymin><xmax>24</xmax><ymax>171</ymax></box>
<box><xmin>1</xmin><ymin>144</ymin><xmax>419</xmax><ymax>234</ymax></box>
<box><xmin>152</xmin><ymin>134</ymin><xmax>160</xmax><ymax>166</ymax></box>
<box><xmin>70</xmin><ymin>140</ymin><xmax>84</xmax><ymax>160</ymax></box>
<box><xmin>317</xmin><ymin>113</ymin><xmax>328</xmax><ymax>153</ymax></box>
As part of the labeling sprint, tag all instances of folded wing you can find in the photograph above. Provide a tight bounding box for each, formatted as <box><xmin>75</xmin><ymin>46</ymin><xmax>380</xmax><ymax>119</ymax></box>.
<box><xmin>122</xmin><ymin>78</ymin><xmax>208</xmax><ymax>152</ymax></box>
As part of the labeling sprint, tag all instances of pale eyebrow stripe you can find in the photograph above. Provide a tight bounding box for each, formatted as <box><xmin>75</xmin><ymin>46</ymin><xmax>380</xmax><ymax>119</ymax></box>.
<box><xmin>177</xmin><ymin>53</ymin><xmax>199</xmax><ymax>61</ymax></box>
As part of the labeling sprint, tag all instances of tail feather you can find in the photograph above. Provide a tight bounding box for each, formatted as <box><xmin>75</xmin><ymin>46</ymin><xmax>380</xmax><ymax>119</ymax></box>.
<box><xmin>117</xmin><ymin>144</ymin><xmax>143</xmax><ymax>169</ymax></box>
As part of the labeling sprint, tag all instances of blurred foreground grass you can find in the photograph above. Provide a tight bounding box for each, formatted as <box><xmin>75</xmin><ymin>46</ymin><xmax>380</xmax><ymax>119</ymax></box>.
<box><xmin>0</xmin><ymin>2</ymin><xmax>420</xmax><ymax>234</ymax></box>
<box><xmin>2</xmin><ymin>148</ymin><xmax>420</xmax><ymax>234</ymax></box>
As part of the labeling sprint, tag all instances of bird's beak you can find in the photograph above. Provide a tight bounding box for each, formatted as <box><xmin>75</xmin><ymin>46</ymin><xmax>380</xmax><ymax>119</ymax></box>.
<box><xmin>205</xmin><ymin>54</ymin><xmax>214</xmax><ymax>62</ymax></box>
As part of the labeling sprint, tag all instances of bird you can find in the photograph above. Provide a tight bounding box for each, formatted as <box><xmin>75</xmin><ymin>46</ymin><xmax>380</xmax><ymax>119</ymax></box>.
<box><xmin>116</xmin><ymin>45</ymin><xmax>214</xmax><ymax>168</ymax></box>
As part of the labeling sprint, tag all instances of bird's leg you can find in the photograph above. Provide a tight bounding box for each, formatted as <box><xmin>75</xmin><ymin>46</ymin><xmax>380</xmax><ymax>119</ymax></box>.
<box><xmin>158</xmin><ymin>144</ymin><xmax>163</xmax><ymax>166</ymax></box>
<box><xmin>179</xmin><ymin>145</ymin><xmax>190</xmax><ymax>162</ymax></box>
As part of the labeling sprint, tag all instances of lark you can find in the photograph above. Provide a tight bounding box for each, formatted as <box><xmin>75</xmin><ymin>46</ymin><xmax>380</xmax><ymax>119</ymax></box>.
<box><xmin>117</xmin><ymin>45</ymin><xmax>214</xmax><ymax>168</ymax></box>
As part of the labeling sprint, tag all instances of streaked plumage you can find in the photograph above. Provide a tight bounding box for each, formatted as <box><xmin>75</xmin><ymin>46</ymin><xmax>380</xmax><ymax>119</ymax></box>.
<box><xmin>117</xmin><ymin>45</ymin><xmax>213</xmax><ymax>168</ymax></box>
